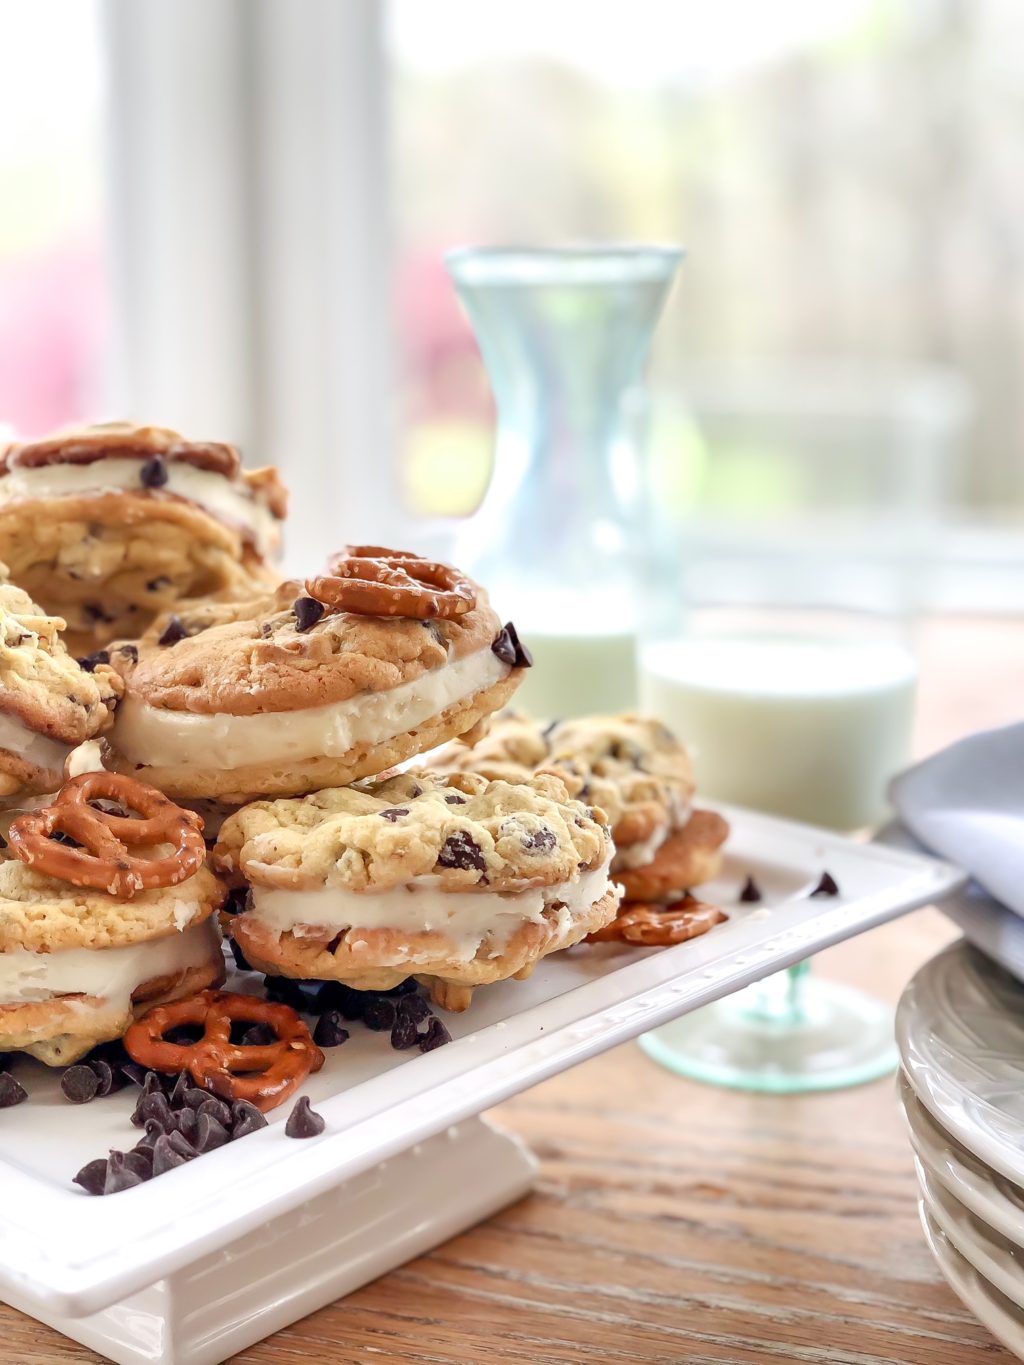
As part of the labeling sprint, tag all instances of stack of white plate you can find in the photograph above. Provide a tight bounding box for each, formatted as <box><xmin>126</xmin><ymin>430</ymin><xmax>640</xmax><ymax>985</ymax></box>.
<box><xmin>897</xmin><ymin>940</ymin><xmax>1024</xmax><ymax>1359</ymax></box>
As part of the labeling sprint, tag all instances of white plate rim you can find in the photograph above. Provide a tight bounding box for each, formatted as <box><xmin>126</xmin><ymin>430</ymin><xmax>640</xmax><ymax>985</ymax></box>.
<box><xmin>919</xmin><ymin>1199</ymin><xmax>1024</xmax><ymax>1359</ymax></box>
<box><xmin>917</xmin><ymin>1157</ymin><xmax>1024</xmax><ymax>1311</ymax></box>
<box><xmin>898</xmin><ymin>1070</ymin><xmax>1024</xmax><ymax>1248</ymax></box>
<box><xmin>0</xmin><ymin>804</ymin><xmax>964</xmax><ymax>1317</ymax></box>
<box><xmin>897</xmin><ymin>941</ymin><xmax>1024</xmax><ymax>1188</ymax></box>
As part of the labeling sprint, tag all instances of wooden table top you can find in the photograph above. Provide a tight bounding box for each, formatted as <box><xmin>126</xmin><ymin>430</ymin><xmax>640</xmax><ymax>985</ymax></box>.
<box><xmin>6</xmin><ymin>616</ymin><xmax>1023</xmax><ymax>1364</ymax></box>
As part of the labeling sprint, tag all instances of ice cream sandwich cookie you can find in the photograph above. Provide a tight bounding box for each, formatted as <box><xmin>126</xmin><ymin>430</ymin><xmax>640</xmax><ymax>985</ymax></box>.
<box><xmin>0</xmin><ymin>422</ymin><xmax>286</xmax><ymax>650</ymax></box>
<box><xmin>0</xmin><ymin>571</ymin><xmax>122</xmax><ymax>798</ymax></box>
<box><xmin>108</xmin><ymin>553</ymin><xmax>530</xmax><ymax>803</ymax></box>
<box><xmin>0</xmin><ymin>773</ymin><xmax>226</xmax><ymax>1064</ymax></box>
<box><xmin>213</xmin><ymin>770</ymin><xmax>619</xmax><ymax>1011</ymax></box>
<box><xmin>432</xmin><ymin>711</ymin><xmax>721</xmax><ymax>878</ymax></box>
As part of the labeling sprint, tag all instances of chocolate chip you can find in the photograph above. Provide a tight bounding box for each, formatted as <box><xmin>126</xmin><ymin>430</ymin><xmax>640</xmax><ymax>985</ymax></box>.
<box><xmin>541</xmin><ymin>719</ymin><xmax>560</xmax><ymax>742</ymax></box>
<box><xmin>810</xmin><ymin>872</ymin><xmax>840</xmax><ymax>898</ymax></box>
<box><xmin>418</xmin><ymin>1018</ymin><xmax>452</xmax><ymax>1052</ymax></box>
<box><xmin>120</xmin><ymin>1061</ymin><xmax>150</xmax><ymax>1088</ymax></box>
<box><xmin>197</xmin><ymin>1096</ymin><xmax>232</xmax><ymax>1128</ymax></box>
<box><xmin>140</xmin><ymin>1070</ymin><xmax>164</xmax><ymax>1098</ymax></box>
<box><xmin>61</xmin><ymin>1064</ymin><xmax>99</xmax><ymax>1104</ymax></box>
<box><xmin>259</xmin><ymin>621</ymin><xmax>274</xmax><ymax>638</ymax></box>
<box><xmin>158</xmin><ymin>615</ymin><xmax>190</xmax><ymax>647</ymax></box>
<box><xmin>285</xmin><ymin>1095</ymin><xmax>325</xmax><ymax>1139</ymax></box>
<box><xmin>73</xmin><ymin>1157</ymin><xmax>108</xmax><ymax>1196</ymax></box>
<box><xmin>147</xmin><ymin>575</ymin><xmax>171</xmax><ymax>592</ymax></box>
<box><xmin>397</xmin><ymin>993</ymin><xmax>432</xmax><ymax>1026</ymax></box>
<box><xmin>104</xmin><ymin>1150</ymin><xmax>146</xmax><ymax>1194</ymax></box>
<box><xmin>382</xmin><ymin>978</ymin><xmax>418</xmax><ymax>996</ymax></box>
<box><xmin>240</xmin><ymin>1024</ymin><xmax>276</xmax><ymax>1047</ymax></box>
<box><xmin>229</xmin><ymin>938</ymin><xmax>252</xmax><ymax>972</ymax></box>
<box><xmin>379</xmin><ymin>807</ymin><xmax>410</xmax><ymax>822</ymax></box>
<box><xmin>50</xmin><ymin>830</ymin><xmax>82</xmax><ymax>848</ymax></box>
<box><xmin>315</xmin><ymin>981</ymin><xmax>368</xmax><ymax>1020</ymax></box>
<box><xmin>88</xmin><ymin>1058</ymin><xmax>120</xmax><ymax>1098</ymax></box>
<box><xmin>444</xmin><ymin>792</ymin><xmax>467</xmax><ymax>805</ymax></box>
<box><xmin>115</xmin><ymin>1148</ymin><xmax>152</xmax><ymax>1182</ymax></box>
<box><xmin>195</xmin><ymin>1112</ymin><xmax>230</xmax><ymax>1152</ymax></box>
<box><xmin>437</xmin><ymin>831</ymin><xmax>486</xmax><ymax>873</ymax></box>
<box><xmin>115</xmin><ymin>643</ymin><xmax>139</xmax><ymax>664</ymax></box>
<box><xmin>0</xmin><ymin>1072</ymin><xmax>27</xmax><ymax>1108</ymax></box>
<box><xmin>77</xmin><ymin>649</ymin><xmax>110</xmax><ymax>673</ymax></box>
<box><xmin>168</xmin><ymin>1073</ymin><xmax>192</xmax><ymax>1109</ymax></box>
<box><xmin>85</xmin><ymin>602</ymin><xmax>116</xmax><ymax>624</ymax></box>
<box><xmin>151</xmin><ymin>1132</ymin><xmax>193</xmax><ymax>1176</ymax></box>
<box><xmin>293</xmin><ymin>596</ymin><xmax>325</xmax><ymax>632</ymax></box>
<box><xmin>170</xmin><ymin>1108</ymin><xmax>199</xmax><ymax>1143</ymax></box>
<box><xmin>133</xmin><ymin>1091</ymin><xmax>172</xmax><ymax>1130</ymax></box>
<box><xmin>362</xmin><ymin>998</ymin><xmax>396</xmax><ymax>1032</ymax></box>
<box><xmin>739</xmin><ymin>875</ymin><xmax>763</xmax><ymax>904</ymax></box>
<box><xmin>491</xmin><ymin>621</ymin><xmax>533</xmax><ymax>668</ymax></box>
<box><xmin>390</xmin><ymin>1017</ymin><xmax>420</xmax><ymax>1050</ymax></box>
<box><xmin>230</xmin><ymin>1100</ymin><xmax>268</xmax><ymax>1139</ymax></box>
<box><xmin>223</xmin><ymin>887</ymin><xmax>250</xmax><ymax>917</ymax></box>
<box><xmin>263</xmin><ymin>975</ymin><xmax>306</xmax><ymax>1009</ymax></box>
<box><xmin>312</xmin><ymin>1012</ymin><xmax>349</xmax><ymax>1048</ymax></box>
<box><xmin>183</xmin><ymin>1086</ymin><xmax>210</xmax><ymax>1110</ymax></box>
<box><xmin>523</xmin><ymin>827</ymin><xmax>556</xmax><ymax>854</ymax></box>
<box><xmin>139</xmin><ymin>455</ymin><xmax>169</xmax><ymax>488</ymax></box>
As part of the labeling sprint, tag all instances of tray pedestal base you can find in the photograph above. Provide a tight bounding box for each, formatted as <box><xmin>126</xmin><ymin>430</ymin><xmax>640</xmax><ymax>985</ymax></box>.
<box><xmin>4</xmin><ymin>1116</ymin><xmax>537</xmax><ymax>1365</ymax></box>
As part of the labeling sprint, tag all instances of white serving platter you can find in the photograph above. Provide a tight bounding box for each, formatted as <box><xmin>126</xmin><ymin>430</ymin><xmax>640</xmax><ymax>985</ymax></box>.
<box><xmin>0</xmin><ymin>804</ymin><xmax>963</xmax><ymax>1365</ymax></box>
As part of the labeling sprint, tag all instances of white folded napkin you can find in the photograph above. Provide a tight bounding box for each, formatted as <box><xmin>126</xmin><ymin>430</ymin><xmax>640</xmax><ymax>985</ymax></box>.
<box><xmin>889</xmin><ymin>721</ymin><xmax>1024</xmax><ymax>918</ymax></box>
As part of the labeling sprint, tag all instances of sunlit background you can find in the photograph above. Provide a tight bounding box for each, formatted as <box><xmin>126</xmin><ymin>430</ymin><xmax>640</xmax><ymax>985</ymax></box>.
<box><xmin>2</xmin><ymin>0</ymin><xmax>1022</xmax><ymax>607</ymax></box>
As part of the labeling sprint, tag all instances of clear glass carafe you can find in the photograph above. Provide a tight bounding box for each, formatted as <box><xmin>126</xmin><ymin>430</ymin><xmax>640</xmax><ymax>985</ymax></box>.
<box><xmin>446</xmin><ymin>245</ymin><xmax>682</xmax><ymax>718</ymax></box>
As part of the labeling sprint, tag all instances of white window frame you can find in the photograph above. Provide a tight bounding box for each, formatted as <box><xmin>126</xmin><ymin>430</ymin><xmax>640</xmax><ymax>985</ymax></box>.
<box><xmin>102</xmin><ymin>0</ymin><xmax>402</xmax><ymax>574</ymax></box>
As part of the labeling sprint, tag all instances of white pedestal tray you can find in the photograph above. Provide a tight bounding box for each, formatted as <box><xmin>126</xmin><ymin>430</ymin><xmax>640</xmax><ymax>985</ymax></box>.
<box><xmin>0</xmin><ymin>805</ymin><xmax>963</xmax><ymax>1364</ymax></box>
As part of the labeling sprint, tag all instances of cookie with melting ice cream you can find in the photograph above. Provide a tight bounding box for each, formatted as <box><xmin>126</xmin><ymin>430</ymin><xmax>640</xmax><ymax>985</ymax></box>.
<box><xmin>0</xmin><ymin>422</ymin><xmax>286</xmax><ymax>651</ymax></box>
<box><xmin>213</xmin><ymin>770</ymin><xmax>620</xmax><ymax>1011</ymax></box>
<box><xmin>0</xmin><ymin>851</ymin><xmax>225</xmax><ymax>1066</ymax></box>
<box><xmin>106</xmin><ymin>570</ymin><xmax>529</xmax><ymax>804</ymax></box>
<box><xmin>0</xmin><ymin>572</ymin><xmax>122</xmax><ymax>799</ymax></box>
<box><xmin>431</xmin><ymin>712</ymin><xmax>720</xmax><ymax>878</ymax></box>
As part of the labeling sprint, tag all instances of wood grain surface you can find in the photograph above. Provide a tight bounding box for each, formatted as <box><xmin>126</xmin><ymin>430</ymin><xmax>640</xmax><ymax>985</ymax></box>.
<box><xmin>3</xmin><ymin>616</ymin><xmax>1021</xmax><ymax>1364</ymax></box>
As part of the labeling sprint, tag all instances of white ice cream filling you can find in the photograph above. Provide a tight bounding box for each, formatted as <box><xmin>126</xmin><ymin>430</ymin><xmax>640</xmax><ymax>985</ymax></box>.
<box><xmin>113</xmin><ymin>647</ymin><xmax>511</xmax><ymax>771</ymax></box>
<box><xmin>0</xmin><ymin>709</ymin><xmax>72</xmax><ymax>774</ymax></box>
<box><xmin>612</xmin><ymin>825</ymin><xmax>670</xmax><ymax>872</ymax></box>
<box><xmin>0</xmin><ymin>458</ymin><xmax>281</xmax><ymax>556</ymax></box>
<box><xmin>247</xmin><ymin>856</ymin><xmax>617</xmax><ymax>963</ymax></box>
<box><xmin>0</xmin><ymin>916</ymin><xmax>220</xmax><ymax>1009</ymax></box>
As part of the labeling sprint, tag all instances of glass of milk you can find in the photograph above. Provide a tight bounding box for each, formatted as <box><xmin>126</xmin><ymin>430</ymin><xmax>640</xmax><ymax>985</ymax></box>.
<box><xmin>446</xmin><ymin>244</ymin><xmax>683</xmax><ymax>718</ymax></box>
<box><xmin>640</xmin><ymin>611</ymin><xmax>918</xmax><ymax>830</ymax></box>
<box><xmin>638</xmin><ymin>608</ymin><xmax>916</xmax><ymax>1093</ymax></box>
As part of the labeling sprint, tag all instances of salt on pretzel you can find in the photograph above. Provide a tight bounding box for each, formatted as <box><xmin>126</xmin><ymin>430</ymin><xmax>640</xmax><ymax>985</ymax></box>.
<box><xmin>307</xmin><ymin>545</ymin><xmax>476</xmax><ymax>620</ymax></box>
<box><xmin>124</xmin><ymin>989</ymin><xmax>324</xmax><ymax>1112</ymax></box>
<box><xmin>8</xmin><ymin>771</ymin><xmax>206</xmax><ymax>897</ymax></box>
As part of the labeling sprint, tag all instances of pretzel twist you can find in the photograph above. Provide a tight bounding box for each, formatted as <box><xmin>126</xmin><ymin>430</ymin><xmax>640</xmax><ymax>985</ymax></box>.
<box><xmin>8</xmin><ymin>772</ymin><xmax>206</xmax><ymax>897</ymax></box>
<box><xmin>307</xmin><ymin>545</ymin><xmax>476</xmax><ymax>620</ymax></box>
<box><xmin>586</xmin><ymin>895</ymin><xmax>726</xmax><ymax>945</ymax></box>
<box><xmin>124</xmin><ymin>990</ymin><xmax>325</xmax><ymax>1112</ymax></box>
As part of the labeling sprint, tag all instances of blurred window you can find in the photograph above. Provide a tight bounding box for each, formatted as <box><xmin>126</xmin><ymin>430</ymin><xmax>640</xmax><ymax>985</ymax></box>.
<box><xmin>0</xmin><ymin>1</ymin><xmax>108</xmax><ymax>435</ymax></box>
<box><xmin>388</xmin><ymin>0</ymin><xmax>1023</xmax><ymax>532</ymax></box>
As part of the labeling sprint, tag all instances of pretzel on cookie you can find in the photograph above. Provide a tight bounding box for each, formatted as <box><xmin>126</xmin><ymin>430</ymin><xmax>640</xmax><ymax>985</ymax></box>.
<box><xmin>124</xmin><ymin>990</ymin><xmax>324</xmax><ymax>1112</ymax></box>
<box><xmin>8</xmin><ymin>771</ymin><xmax>206</xmax><ymax>897</ymax></box>
<box><xmin>587</xmin><ymin>895</ymin><xmax>726</xmax><ymax>946</ymax></box>
<box><xmin>307</xmin><ymin>545</ymin><xmax>476</xmax><ymax>620</ymax></box>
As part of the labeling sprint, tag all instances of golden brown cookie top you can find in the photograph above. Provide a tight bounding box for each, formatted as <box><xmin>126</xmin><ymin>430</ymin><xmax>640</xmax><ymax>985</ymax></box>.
<box><xmin>431</xmin><ymin>712</ymin><xmax>695</xmax><ymax>850</ymax></box>
<box><xmin>0</xmin><ymin>570</ymin><xmax>122</xmax><ymax>743</ymax></box>
<box><xmin>116</xmin><ymin>578</ymin><xmax>511</xmax><ymax>716</ymax></box>
<box><xmin>0</xmin><ymin>421</ymin><xmax>288</xmax><ymax>520</ymax></box>
<box><xmin>213</xmin><ymin>770</ymin><xmax>611</xmax><ymax>893</ymax></box>
<box><xmin>0</xmin><ymin>859</ymin><xmax>225</xmax><ymax>953</ymax></box>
